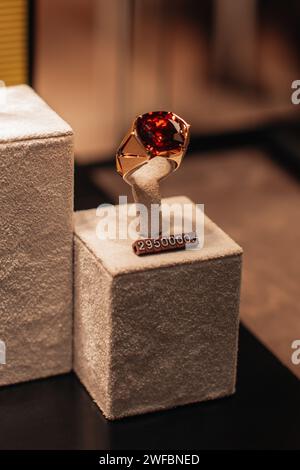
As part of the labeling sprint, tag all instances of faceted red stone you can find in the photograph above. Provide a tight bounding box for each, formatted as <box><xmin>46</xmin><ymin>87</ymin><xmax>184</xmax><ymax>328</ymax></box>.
<box><xmin>136</xmin><ymin>111</ymin><xmax>185</xmax><ymax>156</ymax></box>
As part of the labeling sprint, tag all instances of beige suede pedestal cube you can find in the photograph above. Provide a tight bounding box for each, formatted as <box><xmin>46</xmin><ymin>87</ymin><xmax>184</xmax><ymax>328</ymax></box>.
<box><xmin>0</xmin><ymin>85</ymin><xmax>73</xmax><ymax>386</ymax></box>
<box><xmin>74</xmin><ymin>196</ymin><xmax>242</xmax><ymax>420</ymax></box>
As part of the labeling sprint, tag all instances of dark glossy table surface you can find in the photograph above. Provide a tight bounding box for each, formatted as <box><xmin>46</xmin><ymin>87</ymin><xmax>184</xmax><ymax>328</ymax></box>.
<box><xmin>0</xmin><ymin>325</ymin><xmax>299</xmax><ymax>450</ymax></box>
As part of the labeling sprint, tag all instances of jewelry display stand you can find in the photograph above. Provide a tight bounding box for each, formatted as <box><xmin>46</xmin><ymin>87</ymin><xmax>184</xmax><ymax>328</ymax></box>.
<box><xmin>124</xmin><ymin>156</ymin><xmax>173</xmax><ymax>237</ymax></box>
<box><xmin>74</xmin><ymin>195</ymin><xmax>243</xmax><ymax>420</ymax></box>
<box><xmin>0</xmin><ymin>85</ymin><xmax>74</xmax><ymax>386</ymax></box>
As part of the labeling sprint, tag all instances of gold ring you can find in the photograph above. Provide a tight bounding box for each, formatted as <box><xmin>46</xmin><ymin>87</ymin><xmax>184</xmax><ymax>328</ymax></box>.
<box><xmin>116</xmin><ymin>111</ymin><xmax>190</xmax><ymax>178</ymax></box>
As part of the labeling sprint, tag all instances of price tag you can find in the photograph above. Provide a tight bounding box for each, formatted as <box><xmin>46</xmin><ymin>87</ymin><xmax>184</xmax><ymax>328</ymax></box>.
<box><xmin>132</xmin><ymin>232</ymin><xmax>198</xmax><ymax>256</ymax></box>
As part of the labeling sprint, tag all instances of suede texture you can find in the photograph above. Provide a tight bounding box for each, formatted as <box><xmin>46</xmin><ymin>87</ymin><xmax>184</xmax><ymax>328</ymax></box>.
<box><xmin>0</xmin><ymin>85</ymin><xmax>74</xmax><ymax>386</ymax></box>
<box><xmin>74</xmin><ymin>196</ymin><xmax>243</xmax><ymax>420</ymax></box>
<box><xmin>124</xmin><ymin>157</ymin><xmax>174</xmax><ymax>237</ymax></box>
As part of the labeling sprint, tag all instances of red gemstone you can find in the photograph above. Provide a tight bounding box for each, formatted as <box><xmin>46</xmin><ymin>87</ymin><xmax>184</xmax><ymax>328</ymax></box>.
<box><xmin>136</xmin><ymin>111</ymin><xmax>185</xmax><ymax>156</ymax></box>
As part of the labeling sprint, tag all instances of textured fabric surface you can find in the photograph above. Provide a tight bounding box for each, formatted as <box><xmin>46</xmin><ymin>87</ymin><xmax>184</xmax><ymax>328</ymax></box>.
<box><xmin>0</xmin><ymin>86</ymin><xmax>74</xmax><ymax>386</ymax></box>
<box><xmin>124</xmin><ymin>157</ymin><xmax>174</xmax><ymax>237</ymax></box>
<box><xmin>0</xmin><ymin>85</ymin><xmax>73</xmax><ymax>142</ymax></box>
<box><xmin>74</xmin><ymin>196</ymin><xmax>242</xmax><ymax>276</ymax></box>
<box><xmin>73</xmin><ymin>235</ymin><xmax>112</xmax><ymax>415</ymax></box>
<box><xmin>74</xmin><ymin>197</ymin><xmax>242</xmax><ymax>419</ymax></box>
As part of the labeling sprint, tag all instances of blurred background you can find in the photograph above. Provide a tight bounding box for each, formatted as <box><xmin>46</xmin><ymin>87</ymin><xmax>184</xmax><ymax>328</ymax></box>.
<box><xmin>1</xmin><ymin>0</ymin><xmax>300</xmax><ymax>377</ymax></box>
<box><xmin>33</xmin><ymin>0</ymin><xmax>300</xmax><ymax>161</ymax></box>
<box><xmin>2</xmin><ymin>0</ymin><xmax>300</xmax><ymax>160</ymax></box>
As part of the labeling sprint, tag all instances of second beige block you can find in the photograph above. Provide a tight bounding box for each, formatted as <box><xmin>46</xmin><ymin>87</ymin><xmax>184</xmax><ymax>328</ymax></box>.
<box><xmin>73</xmin><ymin>196</ymin><xmax>242</xmax><ymax>420</ymax></box>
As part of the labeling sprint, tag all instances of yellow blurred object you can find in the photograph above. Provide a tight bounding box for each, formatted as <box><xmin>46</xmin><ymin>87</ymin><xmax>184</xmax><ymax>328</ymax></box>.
<box><xmin>0</xmin><ymin>0</ymin><xmax>28</xmax><ymax>85</ymax></box>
